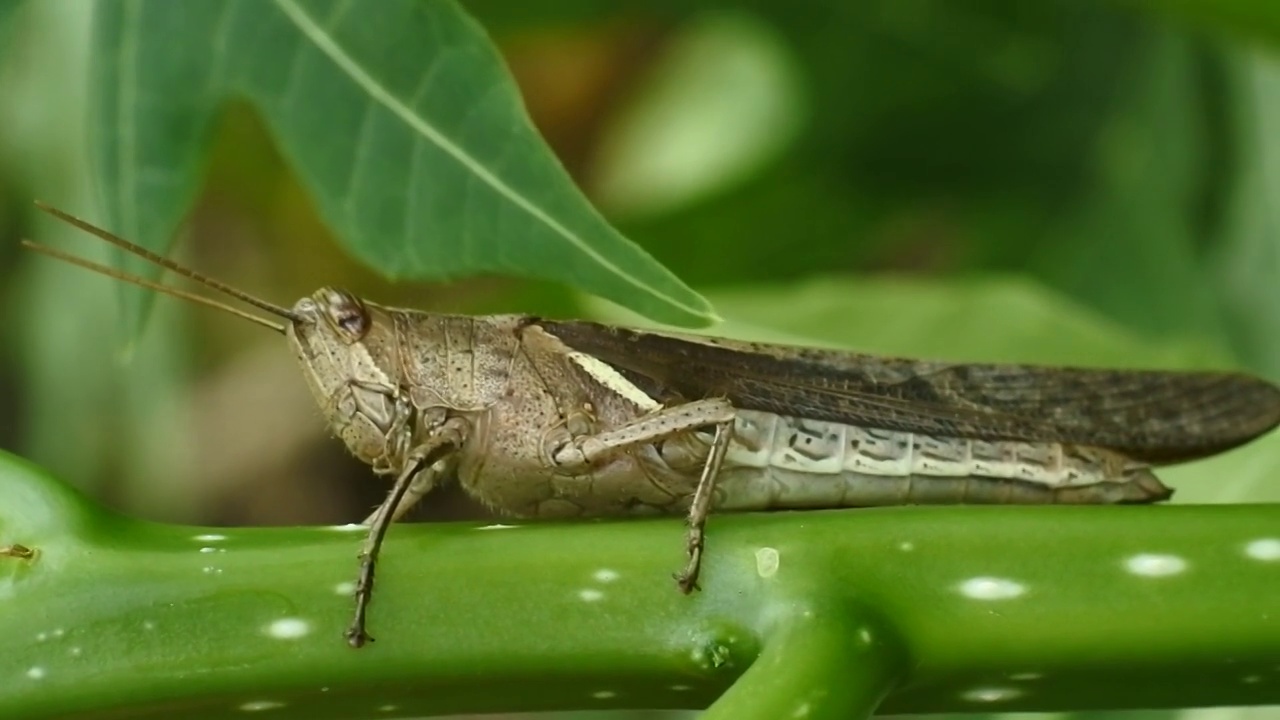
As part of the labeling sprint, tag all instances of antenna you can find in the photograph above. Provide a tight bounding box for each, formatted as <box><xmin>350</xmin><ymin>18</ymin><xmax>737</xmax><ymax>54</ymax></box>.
<box><xmin>31</xmin><ymin>201</ymin><xmax>303</xmax><ymax>325</ymax></box>
<box><xmin>20</xmin><ymin>240</ymin><xmax>288</xmax><ymax>334</ymax></box>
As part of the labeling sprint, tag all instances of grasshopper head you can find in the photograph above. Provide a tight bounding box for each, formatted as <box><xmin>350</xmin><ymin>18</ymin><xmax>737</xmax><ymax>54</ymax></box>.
<box><xmin>287</xmin><ymin>286</ymin><xmax>392</xmax><ymax>390</ymax></box>
<box><xmin>290</xmin><ymin>287</ymin><xmax>373</xmax><ymax>347</ymax></box>
<box><xmin>288</xmin><ymin>287</ymin><xmax>403</xmax><ymax>465</ymax></box>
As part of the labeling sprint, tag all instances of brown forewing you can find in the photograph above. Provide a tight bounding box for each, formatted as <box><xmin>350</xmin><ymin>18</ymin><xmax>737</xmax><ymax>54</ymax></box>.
<box><xmin>539</xmin><ymin>319</ymin><xmax>1280</xmax><ymax>464</ymax></box>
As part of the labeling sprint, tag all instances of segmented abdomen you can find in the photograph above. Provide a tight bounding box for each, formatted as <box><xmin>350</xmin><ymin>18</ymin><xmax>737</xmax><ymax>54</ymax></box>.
<box><xmin>663</xmin><ymin>410</ymin><xmax>1172</xmax><ymax>510</ymax></box>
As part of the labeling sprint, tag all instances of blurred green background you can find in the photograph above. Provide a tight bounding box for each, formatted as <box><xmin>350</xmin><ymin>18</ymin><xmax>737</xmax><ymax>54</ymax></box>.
<box><xmin>1</xmin><ymin>1</ymin><xmax>1279</xmax><ymax>718</ymax></box>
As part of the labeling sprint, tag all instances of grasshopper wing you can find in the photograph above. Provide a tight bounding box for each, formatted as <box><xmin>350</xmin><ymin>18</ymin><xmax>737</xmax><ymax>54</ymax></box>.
<box><xmin>540</xmin><ymin>320</ymin><xmax>1280</xmax><ymax>463</ymax></box>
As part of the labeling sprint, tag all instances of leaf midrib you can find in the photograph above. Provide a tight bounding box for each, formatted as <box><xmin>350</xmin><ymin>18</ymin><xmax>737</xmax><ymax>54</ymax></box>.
<box><xmin>270</xmin><ymin>0</ymin><xmax>700</xmax><ymax>315</ymax></box>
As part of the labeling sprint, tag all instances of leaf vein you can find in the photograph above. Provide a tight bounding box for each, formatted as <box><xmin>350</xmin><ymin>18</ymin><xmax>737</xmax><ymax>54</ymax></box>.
<box><xmin>268</xmin><ymin>0</ymin><xmax>692</xmax><ymax>311</ymax></box>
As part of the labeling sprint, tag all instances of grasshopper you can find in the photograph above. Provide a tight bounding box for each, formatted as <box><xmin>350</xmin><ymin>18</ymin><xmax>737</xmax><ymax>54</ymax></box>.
<box><xmin>0</xmin><ymin>545</ymin><xmax>35</xmax><ymax>560</ymax></box>
<box><xmin>23</xmin><ymin>202</ymin><xmax>1280</xmax><ymax>648</ymax></box>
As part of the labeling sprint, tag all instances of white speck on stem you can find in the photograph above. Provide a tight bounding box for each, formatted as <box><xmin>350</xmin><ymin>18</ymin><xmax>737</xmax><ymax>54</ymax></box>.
<box><xmin>962</xmin><ymin>686</ymin><xmax>1021</xmax><ymax>702</ymax></box>
<box><xmin>476</xmin><ymin>524</ymin><xmax>518</xmax><ymax>530</ymax></box>
<box><xmin>1008</xmin><ymin>671</ymin><xmax>1042</xmax><ymax>681</ymax></box>
<box><xmin>25</xmin><ymin>667</ymin><xmax>45</xmax><ymax>680</ymax></box>
<box><xmin>142</xmin><ymin>621</ymin><xmax>156</xmax><ymax>631</ymax></box>
<box><xmin>592</xmin><ymin>690</ymin><xmax>616</xmax><ymax>699</ymax></box>
<box><xmin>791</xmin><ymin>701</ymin><xmax>811</xmax><ymax>717</ymax></box>
<box><xmin>330</xmin><ymin>523</ymin><xmax>366</xmax><ymax>533</ymax></box>
<box><xmin>592</xmin><ymin>568</ymin><xmax>619</xmax><ymax>583</ymax></box>
<box><xmin>333</xmin><ymin>581</ymin><xmax>356</xmax><ymax>596</ymax></box>
<box><xmin>239</xmin><ymin>700</ymin><xmax>285</xmax><ymax>712</ymax></box>
<box><xmin>1245</xmin><ymin>538</ymin><xmax>1280</xmax><ymax>562</ymax></box>
<box><xmin>755</xmin><ymin>547</ymin><xmax>780</xmax><ymax>578</ymax></box>
<box><xmin>957</xmin><ymin>577</ymin><xmax>1026</xmax><ymax>600</ymax></box>
<box><xmin>193</xmin><ymin>533</ymin><xmax>227</xmax><ymax>542</ymax></box>
<box><xmin>377</xmin><ymin>705</ymin><xmax>399</xmax><ymax>713</ymax></box>
<box><xmin>199</xmin><ymin>547</ymin><xmax>218</xmax><ymax>554</ymax></box>
<box><xmin>857</xmin><ymin>627</ymin><xmax>873</xmax><ymax>645</ymax></box>
<box><xmin>69</xmin><ymin>647</ymin><xmax>82</xmax><ymax>657</ymax></box>
<box><xmin>670</xmin><ymin>684</ymin><xmax>691</xmax><ymax>691</ymax></box>
<box><xmin>578</xmin><ymin>589</ymin><xmax>605</xmax><ymax>602</ymax></box>
<box><xmin>898</xmin><ymin>541</ymin><xmax>915</xmax><ymax>552</ymax></box>
<box><xmin>35</xmin><ymin>632</ymin><xmax>47</xmax><ymax>642</ymax></box>
<box><xmin>263</xmin><ymin>618</ymin><xmax>311</xmax><ymax>640</ymax></box>
<box><xmin>1124</xmin><ymin>553</ymin><xmax>1187</xmax><ymax>577</ymax></box>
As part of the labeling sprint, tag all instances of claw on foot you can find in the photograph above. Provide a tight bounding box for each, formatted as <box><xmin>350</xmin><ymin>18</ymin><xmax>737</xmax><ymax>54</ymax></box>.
<box><xmin>674</xmin><ymin>571</ymin><xmax>701</xmax><ymax>594</ymax></box>
<box><xmin>344</xmin><ymin>626</ymin><xmax>373</xmax><ymax>648</ymax></box>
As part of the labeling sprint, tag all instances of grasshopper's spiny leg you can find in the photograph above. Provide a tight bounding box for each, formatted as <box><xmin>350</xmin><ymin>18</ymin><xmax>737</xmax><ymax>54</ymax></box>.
<box><xmin>346</xmin><ymin>418</ymin><xmax>465</xmax><ymax>648</ymax></box>
<box><xmin>675</xmin><ymin>419</ymin><xmax>734</xmax><ymax>593</ymax></box>
<box><xmin>360</xmin><ymin>458</ymin><xmax>451</xmax><ymax>526</ymax></box>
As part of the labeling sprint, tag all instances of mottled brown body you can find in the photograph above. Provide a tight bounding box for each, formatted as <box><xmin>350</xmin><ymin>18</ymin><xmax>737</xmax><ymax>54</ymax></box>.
<box><xmin>287</xmin><ymin>306</ymin><xmax>1177</xmax><ymax>524</ymax></box>
<box><xmin>23</xmin><ymin>202</ymin><xmax>1280</xmax><ymax>649</ymax></box>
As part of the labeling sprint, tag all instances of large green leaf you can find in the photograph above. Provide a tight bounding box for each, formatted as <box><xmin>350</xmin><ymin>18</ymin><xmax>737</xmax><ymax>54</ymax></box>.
<box><xmin>87</xmin><ymin>0</ymin><xmax>712</xmax><ymax>332</ymax></box>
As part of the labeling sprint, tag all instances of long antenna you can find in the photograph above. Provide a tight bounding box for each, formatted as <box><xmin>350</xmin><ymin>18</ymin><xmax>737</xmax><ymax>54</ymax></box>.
<box><xmin>20</xmin><ymin>240</ymin><xmax>287</xmax><ymax>334</ymax></box>
<box><xmin>32</xmin><ymin>201</ymin><xmax>303</xmax><ymax>324</ymax></box>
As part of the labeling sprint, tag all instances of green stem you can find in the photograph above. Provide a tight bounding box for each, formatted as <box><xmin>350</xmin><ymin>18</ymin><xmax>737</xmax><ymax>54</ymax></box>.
<box><xmin>701</xmin><ymin>603</ymin><xmax>904</xmax><ymax>720</ymax></box>
<box><xmin>2</xmin><ymin>450</ymin><xmax>1279</xmax><ymax>719</ymax></box>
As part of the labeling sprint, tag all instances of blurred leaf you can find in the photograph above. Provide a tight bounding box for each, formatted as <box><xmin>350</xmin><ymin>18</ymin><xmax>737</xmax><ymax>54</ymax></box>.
<box><xmin>461</xmin><ymin>0</ymin><xmax>630</xmax><ymax>32</ymax></box>
<box><xmin>0</xmin><ymin>1</ymin><xmax>198</xmax><ymax>522</ymax></box>
<box><xmin>773</xmin><ymin>1</ymin><xmax>1143</xmax><ymax>201</ymax></box>
<box><xmin>617</xmin><ymin>164</ymin><xmax>881</xmax><ymax>287</ymax></box>
<box><xmin>0</xmin><ymin>0</ymin><xmax>26</xmax><ymax>45</ymax></box>
<box><xmin>591</xmin><ymin>10</ymin><xmax>807</xmax><ymax>219</ymax></box>
<box><xmin>593</xmin><ymin>2</ymin><xmax>1254</xmax><ymax>352</ymax></box>
<box><xmin>585</xmin><ymin>274</ymin><xmax>1231</xmax><ymax>367</ymax></box>
<box><xmin>1020</xmin><ymin>30</ymin><xmax>1228</xmax><ymax>344</ymax></box>
<box><xmin>605</xmin><ymin>5</ymin><xmax>1152</xmax><ymax>293</ymax></box>
<box><xmin>89</xmin><ymin>0</ymin><xmax>712</xmax><ymax>333</ymax></box>
<box><xmin>1119</xmin><ymin>0</ymin><xmax>1280</xmax><ymax>48</ymax></box>
<box><xmin>1209</xmin><ymin>50</ymin><xmax>1280</xmax><ymax>378</ymax></box>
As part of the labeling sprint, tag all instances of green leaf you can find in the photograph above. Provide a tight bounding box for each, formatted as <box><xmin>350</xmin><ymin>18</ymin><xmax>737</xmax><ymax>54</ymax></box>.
<box><xmin>1208</xmin><ymin>53</ymin><xmax>1280</xmax><ymax>378</ymax></box>
<box><xmin>1118</xmin><ymin>0</ymin><xmax>1280</xmax><ymax>48</ymax></box>
<box><xmin>1020</xmin><ymin>29</ymin><xmax>1229</xmax><ymax>345</ymax></box>
<box><xmin>87</xmin><ymin>0</ymin><xmax>712</xmax><ymax>334</ymax></box>
<box><xmin>0</xmin><ymin>0</ymin><xmax>26</xmax><ymax>45</ymax></box>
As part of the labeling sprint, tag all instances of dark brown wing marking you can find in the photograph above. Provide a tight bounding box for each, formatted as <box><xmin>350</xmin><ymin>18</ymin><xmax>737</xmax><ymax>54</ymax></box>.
<box><xmin>540</xmin><ymin>320</ymin><xmax>1280</xmax><ymax>463</ymax></box>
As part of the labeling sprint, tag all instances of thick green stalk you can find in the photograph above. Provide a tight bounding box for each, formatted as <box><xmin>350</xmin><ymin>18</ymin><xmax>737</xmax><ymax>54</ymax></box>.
<box><xmin>700</xmin><ymin>602</ymin><xmax>905</xmax><ymax>720</ymax></box>
<box><xmin>1</xmin><ymin>449</ymin><xmax>1278</xmax><ymax>719</ymax></box>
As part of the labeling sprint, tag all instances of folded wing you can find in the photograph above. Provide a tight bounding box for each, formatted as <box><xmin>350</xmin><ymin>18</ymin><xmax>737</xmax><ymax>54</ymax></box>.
<box><xmin>541</xmin><ymin>320</ymin><xmax>1280</xmax><ymax>463</ymax></box>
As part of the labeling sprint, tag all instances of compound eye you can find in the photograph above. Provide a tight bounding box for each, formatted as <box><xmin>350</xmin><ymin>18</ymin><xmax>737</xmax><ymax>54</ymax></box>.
<box><xmin>336</xmin><ymin>306</ymin><xmax>367</xmax><ymax>337</ymax></box>
<box><xmin>323</xmin><ymin>289</ymin><xmax>370</xmax><ymax>341</ymax></box>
